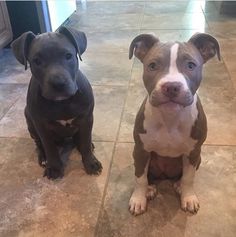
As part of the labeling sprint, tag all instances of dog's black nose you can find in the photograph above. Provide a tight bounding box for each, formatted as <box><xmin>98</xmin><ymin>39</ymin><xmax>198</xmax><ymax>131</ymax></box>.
<box><xmin>49</xmin><ymin>77</ymin><xmax>67</xmax><ymax>91</ymax></box>
<box><xmin>161</xmin><ymin>82</ymin><xmax>182</xmax><ymax>98</ymax></box>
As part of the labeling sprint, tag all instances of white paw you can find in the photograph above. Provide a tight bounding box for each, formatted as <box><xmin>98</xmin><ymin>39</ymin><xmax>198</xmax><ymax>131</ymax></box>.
<box><xmin>129</xmin><ymin>191</ymin><xmax>147</xmax><ymax>216</ymax></box>
<box><xmin>181</xmin><ymin>194</ymin><xmax>200</xmax><ymax>214</ymax></box>
<box><xmin>146</xmin><ymin>185</ymin><xmax>157</xmax><ymax>200</ymax></box>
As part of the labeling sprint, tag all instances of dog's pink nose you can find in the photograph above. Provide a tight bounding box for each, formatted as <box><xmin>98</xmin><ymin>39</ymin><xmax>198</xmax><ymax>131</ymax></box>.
<box><xmin>161</xmin><ymin>82</ymin><xmax>182</xmax><ymax>98</ymax></box>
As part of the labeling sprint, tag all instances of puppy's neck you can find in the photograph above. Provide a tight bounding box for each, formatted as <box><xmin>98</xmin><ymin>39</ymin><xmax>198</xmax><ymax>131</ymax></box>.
<box><xmin>145</xmin><ymin>94</ymin><xmax>197</xmax><ymax>130</ymax></box>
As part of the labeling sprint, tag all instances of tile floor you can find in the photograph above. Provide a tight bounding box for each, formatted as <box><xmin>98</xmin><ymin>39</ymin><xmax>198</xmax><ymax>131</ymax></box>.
<box><xmin>0</xmin><ymin>1</ymin><xmax>236</xmax><ymax>237</ymax></box>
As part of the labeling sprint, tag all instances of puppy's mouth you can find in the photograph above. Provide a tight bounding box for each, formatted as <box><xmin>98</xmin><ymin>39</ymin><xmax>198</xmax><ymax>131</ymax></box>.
<box><xmin>41</xmin><ymin>82</ymin><xmax>79</xmax><ymax>101</ymax></box>
<box><xmin>53</xmin><ymin>95</ymin><xmax>73</xmax><ymax>101</ymax></box>
<box><xmin>149</xmin><ymin>96</ymin><xmax>194</xmax><ymax>108</ymax></box>
<box><xmin>41</xmin><ymin>89</ymin><xmax>78</xmax><ymax>102</ymax></box>
<box><xmin>149</xmin><ymin>89</ymin><xmax>194</xmax><ymax>108</ymax></box>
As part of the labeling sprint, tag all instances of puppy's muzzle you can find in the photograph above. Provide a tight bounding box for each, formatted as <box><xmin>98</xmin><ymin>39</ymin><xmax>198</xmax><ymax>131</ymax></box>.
<box><xmin>42</xmin><ymin>71</ymin><xmax>78</xmax><ymax>101</ymax></box>
<box><xmin>150</xmin><ymin>82</ymin><xmax>193</xmax><ymax>107</ymax></box>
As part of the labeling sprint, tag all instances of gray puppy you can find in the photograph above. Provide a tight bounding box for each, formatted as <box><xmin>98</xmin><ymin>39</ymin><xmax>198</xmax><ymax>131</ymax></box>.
<box><xmin>11</xmin><ymin>26</ymin><xmax>102</xmax><ymax>179</ymax></box>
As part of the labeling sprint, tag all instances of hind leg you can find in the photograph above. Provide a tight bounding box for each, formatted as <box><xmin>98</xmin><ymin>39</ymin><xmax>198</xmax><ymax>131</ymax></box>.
<box><xmin>25</xmin><ymin>109</ymin><xmax>46</xmax><ymax>167</ymax></box>
<box><xmin>146</xmin><ymin>184</ymin><xmax>157</xmax><ymax>200</ymax></box>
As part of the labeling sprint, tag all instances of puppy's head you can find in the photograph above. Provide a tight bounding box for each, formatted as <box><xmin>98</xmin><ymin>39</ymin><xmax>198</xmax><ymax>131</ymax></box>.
<box><xmin>11</xmin><ymin>26</ymin><xmax>87</xmax><ymax>101</ymax></box>
<box><xmin>129</xmin><ymin>33</ymin><xmax>220</xmax><ymax>108</ymax></box>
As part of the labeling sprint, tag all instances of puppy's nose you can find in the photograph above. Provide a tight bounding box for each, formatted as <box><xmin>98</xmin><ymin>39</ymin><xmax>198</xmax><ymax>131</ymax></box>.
<box><xmin>50</xmin><ymin>77</ymin><xmax>67</xmax><ymax>91</ymax></box>
<box><xmin>161</xmin><ymin>82</ymin><xmax>182</xmax><ymax>98</ymax></box>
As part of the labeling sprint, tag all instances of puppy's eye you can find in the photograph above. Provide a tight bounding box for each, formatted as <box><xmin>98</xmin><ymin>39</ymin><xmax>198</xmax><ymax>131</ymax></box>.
<box><xmin>148</xmin><ymin>62</ymin><xmax>159</xmax><ymax>71</ymax></box>
<box><xmin>65</xmin><ymin>53</ymin><xmax>72</xmax><ymax>60</ymax></box>
<box><xmin>187</xmin><ymin>62</ymin><xmax>196</xmax><ymax>70</ymax></box>
<box><xmin>33</xmin><ymin>58</ymin><xmax>42</xmax><ymax>66</ymax></box>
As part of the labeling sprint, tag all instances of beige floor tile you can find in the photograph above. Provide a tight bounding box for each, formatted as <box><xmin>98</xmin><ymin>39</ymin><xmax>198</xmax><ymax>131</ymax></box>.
<box><xmin>80</xmin><ymin>52</ymin><xmax>132</xmax><ymax>86</ymax></box>
<box><xmin>77</xmin><ymin>1</ymin><xmax>145</xmax><ymax>15</ymax></box>
<box><xmin>0</xmin><ymin>138</ymin><xmax>114</xmax><ymax>237</ymax></box>
<box><xmin>219</xmin><ymin>39</ymin><xmax>236</xmax><ymax>90</ymax></box>
<box><xmin>85</xmin><ymin>30</ymin><xmax>139</xmax><ymax>54</ymax></box>
<box><xmin>118</xmin><ymin>68</ymin><xmax>145</xmax><ymax>142</ymax></box>
<box><xmin>68</xmin><ymin>12</ymin><xmax>142</xmax><ymax>33</ymax></box>
<box><xmin>0</xmin><ymin>90</ymin><xmax>29</xmax><ymax>138</ymax></box>
<box><xmin>142</xmin><ymin>12</ymin><xmax>208</xmax><ymax>31</ymax></box>
<box><xmin>0</xmin><ymin>49</ymin><xmax>31</xmax><ymax>84</ymax></box>
<box><xmin>0</xmin><ymin>84</ymin><xmax>27</xmax><ymax>120</ymax></box>
<box><xmin>200</xmin><ymin>61</ymin><xmax>236</xmax><ymax>145</ymax></box>
<box><xmin>144</xmin><ymin>1</ymin><xmax>203</xmax><ymax>14</ymax></box>
<box><xmin>206</xmin><ymin>12</ymin><xmax>236</xmax><ymax>39</ymax></box>
<box><xmin>93</xmin><ymin>85</ymin><xmax>127</xmax><ymax>141</ymax></box>
<box><xmin>96</xmin><ymin>143</ymin><xmax>236</xmax><ymax>237</ymax></box>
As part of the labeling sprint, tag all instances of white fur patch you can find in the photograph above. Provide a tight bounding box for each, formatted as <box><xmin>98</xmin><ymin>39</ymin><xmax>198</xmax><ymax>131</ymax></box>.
<box><xmin>180</xmin><ymin>156</ymin><xmax>200</xmax><ymax>213</ymax></box>
<box><xmin>140</xmin><ymin>94</ymin><xmax>198</xmax><ymax>157</ymax></box>
<box><xmin>155</xmin><ymin>43</ymin><xmax>189</xmax><ymax>92</ymax></box>
<box><xmin>129</xmin><ymin>160</ymin><xmax>149</xmax><ymax>215</ymax></box>
<box><xmin>56</xmin><ymin>118</ymin><xmax>75</xmax><ymax>126</ymax></box>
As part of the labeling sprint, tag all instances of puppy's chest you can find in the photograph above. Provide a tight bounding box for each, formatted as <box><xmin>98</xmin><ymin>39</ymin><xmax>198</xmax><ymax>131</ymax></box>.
<box><xmin>56</xmin><ymin>118</ymin><xmax>76</xmax><ymax>127</ymax></box>
<box><xmin>139</xmin><ymin>104</ymin><xmax>198</xmax><ymax>157</ymax></box>
<box><xmin>46</xmin><ymin>117</ymin><xmax>80</xmax><ymax>135</ymax></box>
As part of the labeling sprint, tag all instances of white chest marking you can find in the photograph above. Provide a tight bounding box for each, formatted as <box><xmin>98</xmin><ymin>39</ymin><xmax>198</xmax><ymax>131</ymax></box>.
<box><xmin>56</xmin><ymin>118</ymin><xmax>75</xmax><ymax>126</ymax></box>
<box><xmin>139</xmin><ymin>95</ymin><xmax>198</xmax><ymax>157</ymax></box>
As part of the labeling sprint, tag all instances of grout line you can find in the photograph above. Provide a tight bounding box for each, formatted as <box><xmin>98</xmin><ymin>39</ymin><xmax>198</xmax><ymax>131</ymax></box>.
<box><xmin>0</xmin><ymin>136</ymin><xmax>31</xmax><ymax>140</ymax></box>
<box><xmin>91</xmin><ymin>84</ymin><xmax>128</xmax><ymax>87</ymax></box>
<box><xmin>203</xmin><ymin>143</ymin><xmax>236</xmax><ymax>148</ymax></box>
<box><xmin>0</xmin><ymin>97</ymin><xmax>21</xmax><ymax>122</ymax></box>
<box><xmin>138</xmin><ymin>1</ymin><xmax>145</xmax><ymax>32</ymax></box>
<box><xmin>201</xmin><ymin>4</ymin><xmax>212</xmax><ymax>32</ymax></box>
<box><xmin>1</xmin><ymin>136</ymin><xmax>234</xmax><ymax>148</ymax></box>
<box><xmin>0</xmin><ymin>83</ymin><xmax>28</xmax><ymax>86</ymax></box>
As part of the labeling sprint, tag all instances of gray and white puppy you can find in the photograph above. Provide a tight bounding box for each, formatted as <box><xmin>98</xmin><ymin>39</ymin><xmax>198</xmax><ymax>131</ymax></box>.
<box><xmin>11</xmin><ymin>27</ymin><xmax>102</xmax><ymax>179</ymax></box>
<box><xmin>128</xmin><ymin>33</ymin><xmax>220</xmax><ymax>215</ymax></box>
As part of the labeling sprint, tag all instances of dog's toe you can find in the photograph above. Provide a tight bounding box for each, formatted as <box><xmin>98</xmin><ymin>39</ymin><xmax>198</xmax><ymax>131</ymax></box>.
<box><xmin>43</xmin><ymin>167</ymin><xmax>64</xmax><ymax>180</ymax></box>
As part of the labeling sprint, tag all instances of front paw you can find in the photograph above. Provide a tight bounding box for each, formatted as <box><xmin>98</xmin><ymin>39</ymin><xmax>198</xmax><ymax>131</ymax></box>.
<box><xmin>181</xmin><ymin>194</ymin><xmax>200</xmax><ymax>214</ymax></box>
<box><xmin>83</xmin><ymin>154</ymin><xmax>102</xmax><ymax>175</ymax></box>
<box><xmin>43</xmin><ymin>167</ymin><xmax>64</xmax><ymax>180</ymax></box>
<box><xmin>129</xmin><ymin>190</ymin><xmax>147</xmax><ymax>216</ymax></box>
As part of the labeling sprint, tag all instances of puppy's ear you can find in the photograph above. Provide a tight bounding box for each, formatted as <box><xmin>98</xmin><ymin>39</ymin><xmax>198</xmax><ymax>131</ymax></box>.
<box><xmin>188</xmin><ymin>33</ymin><xmax>221</xmax><ymax>63</ymax></box>
<box><xmin>129</xmin><ymin>34</ymin><xmax>159</xmax><ymax>62</ymax></box>
<box><xmin>59</xmin><ymin>26</ymin><xmax>87</xmax><ymax>61</ymax></box>
<box><xmin>11</xmin><ymin>32</ymin><xmax>35</xmax><ymax>70</ymax></box>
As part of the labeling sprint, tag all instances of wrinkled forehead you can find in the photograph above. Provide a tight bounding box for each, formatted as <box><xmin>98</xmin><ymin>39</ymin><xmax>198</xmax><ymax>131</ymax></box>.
<box><xmin>177</xmin><ymin>42</ymin><xmax>203</xmax><ymax>63</ymax></box>
<box><xmin>28</xmin><ymin>33</ymin><xmax>75</xmax><ymax>57</ymax></box>
<box><xmin>144</xmin><ymin>42</ymin><xmax>174</xmax><ymax>62</ymax></box>
<box><xmin>144</xmin><ymin>41</ymin><xmax>203</xmax><ymax>64</ymax></box>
